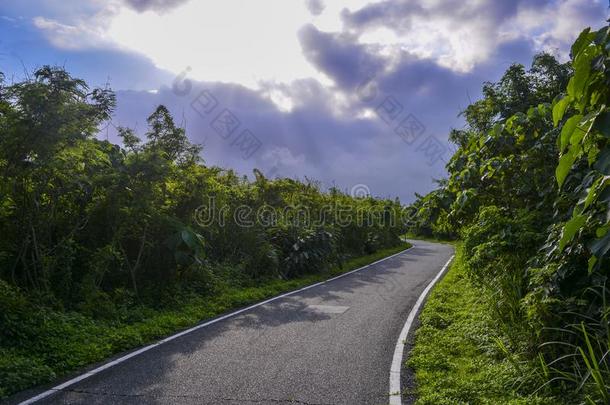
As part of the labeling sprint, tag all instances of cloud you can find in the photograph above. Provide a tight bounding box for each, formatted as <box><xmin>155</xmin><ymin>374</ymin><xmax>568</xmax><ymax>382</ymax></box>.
<box><xmin>19</xmin><ymin>0</ymin><xmax>610</xmax><ymax>202</ymax></box>
<box><xmin>341</xmin><ymin>0</ymin><xmax>543</xmax><ymax>35</ymax></box>
<box><xmin>121</xmin><ymin>0</ymin><xmax>190</xmax><ymax>13</ymax></box>
<box><xmin>517</xmin><ymin>0</ymin><xmax>608</xmax><ymax>59</ymax></box>
<box><xmin>298</xmin><ymin>24</ymin><xmax>385</xmax><ymax>90</ymax></box>
<box><xmin>30</xmin><ymin>0</ymin><xmax>607</xmax><ymax>86</ymax></box>
<box><xmin>32</xmin><ymin>16</ymin><xmax>113</xmax><ymax>50</ymax></box>
<box><xmin>305</xmin><ymin>0</ymin><xmax>325</xmax><ymax>16</ymax></box>
<box><xmin>100</xmin><ymin>0</ymin><xmax>605</xmax><ymax>202</ymax></box>
<box><xmin>341</xmin><ymin>1</ymin><xmax>425</xmax><ymax>33</ymax></box>
<box><xmin>341</xmin><ymin>0</ymin><xmax>606</xmax><ymax>71</ymax></box>
<box><xmin>107</xmin><ymin>64</ymin><xmax>455</xmax><ymax>202</ymax></box>
<box><xmin>262</xmin><ymin>146</ymin><xmax>306</xmax><ymax>170</ymax></box>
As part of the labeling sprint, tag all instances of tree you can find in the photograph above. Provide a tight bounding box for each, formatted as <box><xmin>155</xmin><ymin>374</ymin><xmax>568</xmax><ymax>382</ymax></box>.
<box><xmin>145</xmin><ymin>105</ymin><xmax>202</xmax><ymax>165</ymax></box>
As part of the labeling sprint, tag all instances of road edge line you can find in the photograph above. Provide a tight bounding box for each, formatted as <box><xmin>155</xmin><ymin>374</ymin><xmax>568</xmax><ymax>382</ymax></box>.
<box><xmin>388</xmin><ymin>252</ymin><xmax>455</xmax><ymax>405</ymax></box>
<box><xmin>18</xmin><ymin>245</ymin><xmax>415</xmax><ymax>405</ymax></box>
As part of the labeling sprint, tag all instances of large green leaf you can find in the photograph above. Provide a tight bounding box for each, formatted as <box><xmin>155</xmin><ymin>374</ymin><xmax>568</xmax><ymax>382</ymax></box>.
<box><xmin>571</xmin><ymin>28</ymin><xmax>592</xmax><ymax>57</ymax></box>
<box><xmin>568</xmin><ymin>46</ymin><xmax>595</xmax><ymax>102</ymax></box>
<box><xmin>556</xmin><ymin>149</ymin><xmax>576</xmax><ymax>188</ymax></box>
<box><xmin>559</xmin><ymin>214</ymin><xmax>586</xmax><ymax>251</ymax></box>
<box><xmin>553</xmin><ymin>97</ymin><xmax>571</xmax><ymax>126</ymax></box>
<box><xmin>559</xmin><ymin>115</ymin><xmax>583</xmax><ymax>152</ymax></box>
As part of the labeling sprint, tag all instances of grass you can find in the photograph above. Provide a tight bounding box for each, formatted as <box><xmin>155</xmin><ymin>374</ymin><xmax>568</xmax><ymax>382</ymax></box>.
<box><xmin>402</xmin><ymin>233</ymin><xmax>457</xmax><ymax>244</ymax></box>
<box><xmin>407</xmin><ymin>242</ymin><xmax>566</xmax><ymax>405</ymax></box>
<box><xmin>0</xmin><ymin>243</ymin><xmax>410</xmax><ymax>399</ymax></box>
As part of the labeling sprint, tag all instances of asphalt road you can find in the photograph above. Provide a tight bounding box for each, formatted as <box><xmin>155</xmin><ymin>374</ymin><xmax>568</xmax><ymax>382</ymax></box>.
<box><xmin>19</xmin><ymin>240</ymin><xmax>454</xmax><ymax>405</ymax></box>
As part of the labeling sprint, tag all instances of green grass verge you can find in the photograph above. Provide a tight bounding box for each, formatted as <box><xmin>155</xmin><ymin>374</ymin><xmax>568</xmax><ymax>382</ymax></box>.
<box><xmin>407</xmin><ymin>243</ymin><xmax>564</xmax><ymax>405</ymax></box>
<box><xmin>402</xmin><ymin>233</ymin><xmax>457</xmax><ymax>244</ymax></box>
<box><xmin>1</xmin><ymin>243</ymin><xmax>410</xmax><ymax>399</ymax></box>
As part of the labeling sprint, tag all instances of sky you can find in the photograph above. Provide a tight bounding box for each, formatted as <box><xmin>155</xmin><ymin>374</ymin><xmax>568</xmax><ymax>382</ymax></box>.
<box><xmin>0</xmin><ymin>0</ymin><xmax>607</xmax><ymax>202</ymax></box>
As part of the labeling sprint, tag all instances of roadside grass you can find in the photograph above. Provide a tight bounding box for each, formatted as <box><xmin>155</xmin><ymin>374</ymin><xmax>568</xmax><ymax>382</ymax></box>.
<box><xmin>402</xmin><ymin>233</ymin><xmax>457</xmax><ymax>244</ymax></box>
<box><xmin>407</xmin><ymin>243</ymin><xmax>567</xmax><ymax>405</ymax></box>
<box><xmin>1</xmin><ymin>243</ymin><xmax>410</xmax><ymax>399</ymax></box>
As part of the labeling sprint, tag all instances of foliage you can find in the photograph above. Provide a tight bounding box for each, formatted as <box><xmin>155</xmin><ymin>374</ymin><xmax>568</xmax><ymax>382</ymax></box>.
<box><xmin>408</xmin><ymin>23</ymin><xmax>610</xmax><ymax>404</ymax></box>
<box><xmin>409</xmin><ymin>244</ymin><xmax>568</xmax><ymax>405</ymax></box>
<box><xmin>534</xmin><ymin>25</ymin><xmax>610</xmax><ymax>403</ymax></box>
<box><xmin>407</xmin><ymin>52</ymin><xmax>570</xmax><ymax>239</ymax></box>
<box><xmin>462</xmin><ymin>207</ymin><xmax>544</xmax><ymax>334</ymax></box>
<box><xmin>0</xmin><ymin>66</ymin><xmax>407</xmax><ymax>398</ymax></box>
<box><xmin>404</xmin><ymin>183</ymin><xmax>455</xmax><ymax>239</ymax></box>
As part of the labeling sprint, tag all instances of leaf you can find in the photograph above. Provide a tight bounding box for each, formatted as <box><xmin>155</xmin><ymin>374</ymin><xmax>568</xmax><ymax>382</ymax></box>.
<box><xmin>589</xmin><ymin>230</ymin><xmax>610</xmax><ymax>259</ymax></box>
<box><xmin>556</xmin><ymin>149</ymin><xmax>576</xmax><ymax>188</ymax></box>
<box><xmin>591</xmin><ymin>54</ymin><xmax>604</xmax><ymax>72</ymax></box>
<box><xmin>553</xmin><ymin>97</ymin><xmax>570</xmax><ymax>127</ymax></box>
<box><xmin>590</xmin><ymin>90</ymin><xmax>602</xmax><ymax>106</ymax></box>
<box><xmin>593</xmin><ymin>148</ymin><xmax>610</xmax><ymax>174</ymax></box>
<box><xmin>559</xmin><ymin>115</ymin><xmax>583</xmax><ymax>152</ymax></box>
<box><xmin>583</xmin><ymin>176</ymin><xmax>602</xmax><ymax>209</ymax></box>
<box><xmin>587</xmin><ymin>146</ymin><xmax>599</xmax><ymax>166</ymax></box>
<box><xmin>559</xmin><ymin>214</ymin><xmax>586</xmax><ymax>251</ymax></box>
<box><xmin>569</xmin><ymin>124</ymin><xmax>587</xmax><ymax>146</ymax></box>
<box><xmin>599</xmin><ymin>186</ymin><xmax>610</xmax><ymax>204</ymax></box>
<box><xmin>595</xmin><ymin>224</ymin><xmax>610</xmax><ymax>238</ymax></box>
<box><xmin>593</xmin><ymin>111</ymin><xmax>610</xmax><ymax>138</ymax></box>
<box><xmin>571</xmin><ymin>28</ymin><xmax>592</xmax><ymax>57</ymax></box>
<box><xmin>568</xmin><ymin>46</ymin><xmax>595</xmax><ymax>103</ymax></box>
<box><xmin>594</xmin><ymin>26</ymin><xmax>609</xmax><ymax>46</ymax></box>
<box><xmin>491</xmin><ymin>123</ymin><xmax>503</xmax><ymax>137</ymax></box>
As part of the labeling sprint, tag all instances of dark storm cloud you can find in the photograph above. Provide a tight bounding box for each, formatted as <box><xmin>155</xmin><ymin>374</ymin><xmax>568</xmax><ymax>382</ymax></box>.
<box><xmin>297</xmin><ymin>19</ymin><xmax>482</xmax><ymax>116</ymax></box>
<box><xmin>341</xmin><ymin>0</ymin><xmax>548</xmax><ymax>33</ymax></box>
<box><xmin>122</xmin><ymin>0</ymin><xmax>189</xmax><ymax>13</ymax></box>
<box><xmin>298</xmin><ymin>24</ymin><xmax>385</xmax><ymax>89</ymax></box>
<box><xmin>341</xmin><ymin>1</ymin><xmax>425</xmax><ymax>33</ymax></box>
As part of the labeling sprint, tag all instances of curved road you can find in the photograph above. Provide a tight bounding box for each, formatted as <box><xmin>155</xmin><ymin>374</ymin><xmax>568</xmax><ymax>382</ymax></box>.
<box><xmin>16</xmin><ymin>240</ymin><xmax>454</xmax><ymax>405</ymax></box>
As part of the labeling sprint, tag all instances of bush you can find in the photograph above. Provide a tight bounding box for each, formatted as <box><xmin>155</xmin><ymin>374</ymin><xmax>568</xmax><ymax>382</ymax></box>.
<box><xmin>0</xmin><ymin>350</ymin><xmax>55</xmax><ymax>398</ymax></box>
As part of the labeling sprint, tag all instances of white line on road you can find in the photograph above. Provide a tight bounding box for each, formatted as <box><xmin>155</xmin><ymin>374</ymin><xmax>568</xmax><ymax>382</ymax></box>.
<box><xmin>389</xmin><ymin>252</ymin><xmax>455</xmax><ymax>405</ymax></box>
<box><xmin>19</xmin><ymin>245</ymin><xmax>415</xmax><ymax>405</ymax></box>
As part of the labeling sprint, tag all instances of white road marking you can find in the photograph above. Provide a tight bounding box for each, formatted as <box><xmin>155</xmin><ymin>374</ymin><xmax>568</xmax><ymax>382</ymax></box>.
<box><xmin>388</xmin><ymin>251</ymin><xmax>455</xmax><ymax>405</ymax></box>
<box><xmin>18</xmin><ymin>245</ymin><xmax>414</xmax><ymax>405</ymax></box>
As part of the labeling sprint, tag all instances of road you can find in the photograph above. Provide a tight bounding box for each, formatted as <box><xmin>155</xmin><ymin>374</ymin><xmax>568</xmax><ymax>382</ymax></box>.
<box><xmin>17</xmin><ymin>240</ymin><xmax>454</xmax><ymax>405</ymax></box>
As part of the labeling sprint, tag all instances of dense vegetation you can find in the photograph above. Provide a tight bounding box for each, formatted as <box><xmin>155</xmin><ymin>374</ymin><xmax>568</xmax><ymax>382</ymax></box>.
<box><xmin>0</xmin><ymin>67</ymin><xmax>406</xmax><ymax>398</ymax></box>
<box><xmin>409</xmin><ymin>244</ymin><xmax>566</xmax><ymax>404</ymax></box>
<box><xmin>408</xmin><ymin>24</ymin><xmax>610</xmax><ymax>403</ymax></box>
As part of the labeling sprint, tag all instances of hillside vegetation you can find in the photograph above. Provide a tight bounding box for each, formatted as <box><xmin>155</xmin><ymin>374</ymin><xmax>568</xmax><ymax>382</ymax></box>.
<box><xmin>408</xmin><ymin>25</ymin><xmax>610</xmax><ymax>403</ymax></box>
<box><xmin>0</xmin><ymin>67</ymin><xmax>405</xmax><ymax>397</ymax></box>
